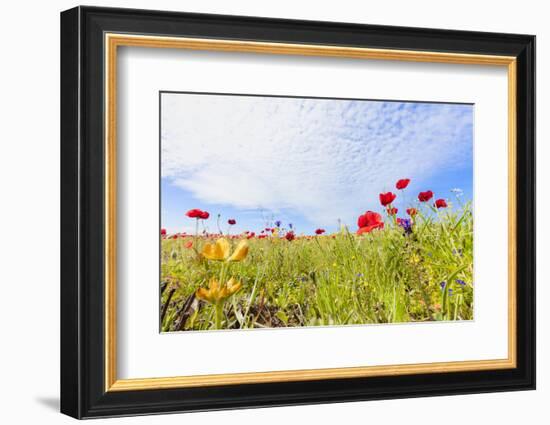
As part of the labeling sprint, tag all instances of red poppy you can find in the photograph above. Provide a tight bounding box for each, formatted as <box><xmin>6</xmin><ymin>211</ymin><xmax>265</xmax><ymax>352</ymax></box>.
<box><xmin>199</xmin><ymin>210</ymin><xmax>210</xmax><ymax>219</ymax></box>
<box><xmin>387</xmin><ymin>207</ymin><xmax>398</xmax><ymax>215</ymax></box>
<box><xmin>357</xmin><ymin>211</ymin><xmax>384</xmax><ymax>234</ymax></box>
<box><xmin>184</xmin><ymin>241</ymin><xmax>193</xmax><ymax>249</ymax></box>
<box><xmin>186</xmin><ymin>208</ymin><xmax>203</xmax><ymax>218</ymax></box>
<box><xmin>285</xmin><ymin>231</ymin><xmax>296</xmax><ymax>241</ymax></box>
<box><xmin>160</xmin><ymin>228</ymin><xmax>167</xmax><ymax>236</ymax></box>
<box><xmin>406</xmin><ymin>208</ymin><xmax>417</xmax><ymax>216</ymax></box>
<box><xmin>435</xmin><ymin>198</ymin><xmax>448</xmax><ymax>209</ymax></box>
<box><xmin>247</xmin><ymin>232</ymin><xmax>256</xmax><ymax>239</ymax></box>
<box><xmin>396</xmin><ymin>178</ymin><xmax>410</xmax><ymax>190</ymax></box>
<box><xmin>315</xmin><ymin>228</ymin><xmax>325</xmax><ymax>235</ymax></box>
<box><xmin>228</xmin><ymin>219</ymin><xmax>236</xmax><ymax>225</ymax></box>
<box><xmin>172</xmin><ymin>234</ymin><xmax>178</xmax><ymax>240</ymax></box>
<box><xmin>258</xmin><ymin>234</ymin><xmax>267</xmax><ymax>239</ymax></box>
<box><xmin>379</xmin><ymin>192</ymin><xmax>397</xmax><ymax>206</ymax></box>
<box><xmin>418</xmin><ymin>190</ymin><xmax>434</xmax><ymax>202</ymax></box>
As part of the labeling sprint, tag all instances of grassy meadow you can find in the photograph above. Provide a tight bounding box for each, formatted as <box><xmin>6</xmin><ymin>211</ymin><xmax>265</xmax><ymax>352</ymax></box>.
<box><xmin>160</xmin><ymin>198</ymin><xmax>474</xmax><ymax>332</ymax></box>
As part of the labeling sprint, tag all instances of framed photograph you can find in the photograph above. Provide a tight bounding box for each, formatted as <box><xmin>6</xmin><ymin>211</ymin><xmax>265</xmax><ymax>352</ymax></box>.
<box><xmin>60</xmin><ymin>6</ymin><xmax>535</xmax><ymax>419</ymax></box>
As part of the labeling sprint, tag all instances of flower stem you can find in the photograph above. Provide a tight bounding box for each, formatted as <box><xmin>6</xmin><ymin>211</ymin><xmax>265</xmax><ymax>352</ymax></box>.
<box><xmin>215</xmin><ymin>303</ymin><xmax>224</xmax><ymax>330</ymax></box>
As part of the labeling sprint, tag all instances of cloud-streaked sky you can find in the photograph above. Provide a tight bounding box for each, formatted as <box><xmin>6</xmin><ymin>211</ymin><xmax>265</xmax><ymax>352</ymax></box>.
<box><xmin>161</xmin><ymin>92</ymin><xmax>473</xmax><ymax>235</ymax></box>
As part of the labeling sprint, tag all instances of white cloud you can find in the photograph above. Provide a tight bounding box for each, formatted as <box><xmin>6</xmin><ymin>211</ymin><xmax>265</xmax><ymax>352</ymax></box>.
<box><xmin>161</xmin><ymin>93</ymin><xmax>472</xmax><ymax>227</ymax></box>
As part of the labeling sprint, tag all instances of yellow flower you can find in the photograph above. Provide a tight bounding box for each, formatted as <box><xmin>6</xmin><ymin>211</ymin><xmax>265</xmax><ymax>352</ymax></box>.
<box><xmin>227</xmin><ymin>240</ymin><xmax>249</xmax><ymax>262</ymax></box>
<box><xmin>196</xmin><ymin>278</ymin><xmax>242</xmax><ymax>305</ymax></box>
<box><xmin>201</xmin><ymin>238</ymin><xmax>230</xmax><ymax>260</ymax></box>
<box><xmin>201</xmin><ymin>238</ymin><xmax>248</xmax><ymax>262</ymax></box>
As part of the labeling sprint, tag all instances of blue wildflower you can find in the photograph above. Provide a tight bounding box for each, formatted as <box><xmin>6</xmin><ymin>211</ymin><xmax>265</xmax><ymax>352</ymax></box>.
<box><xmin>440</xmin><ymin>281</ymin><xmax>447</xmax><ymax>290</ymax></box>
<box><xmin>397</xmin><ymin>218</ymin><xmax>412</xmax><ymax>235</ymax></box>
<box><xmin>275</xmin><ymin>220</ymin><xmax>281</xmax><ymax>227</ymax></box>
<box><xmin>456</xmin><ymin>279</ymin><xmax>466</xmax><ymax>286</ymax></box>
<box><xmin>289</xmin><ymin>223</ymin><xmax>293</xmax><ymax>229</ymax></box>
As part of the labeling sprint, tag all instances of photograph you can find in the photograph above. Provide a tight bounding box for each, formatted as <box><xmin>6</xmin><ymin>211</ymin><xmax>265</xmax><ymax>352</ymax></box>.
<box><xmin>159</xmin><ymin>92</ymin><xmax>474</xmax><ymax>331</ymax></box>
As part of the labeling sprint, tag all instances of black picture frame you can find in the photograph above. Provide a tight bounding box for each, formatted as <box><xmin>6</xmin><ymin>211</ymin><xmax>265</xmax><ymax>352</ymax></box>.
<box><xmin>61</xmin><ymin>5</ymin><xmax>535</xmax><ymax>419</ymax></box>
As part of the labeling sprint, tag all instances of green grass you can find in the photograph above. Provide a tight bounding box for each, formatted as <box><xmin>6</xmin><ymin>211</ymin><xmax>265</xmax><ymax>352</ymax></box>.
<box><xmin>160</xmin><ymin>203</ymin><xmax>473</xmax><ymax>332</ymax></box>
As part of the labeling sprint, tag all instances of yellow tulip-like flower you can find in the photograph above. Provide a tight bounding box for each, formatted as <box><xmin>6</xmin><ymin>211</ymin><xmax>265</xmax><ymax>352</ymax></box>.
<box><xmin>196</xmin><ymin>278</ymin><xmax>242</xmax><ymax>305</ymax></box>
<box><xmin>227</xmin><ymin>240</ymin><xmax>249</xmax><ymax>262</ymax></box>
<box><xmin>201</xmin><ymin>238</ymin><xmax>230</xmax><ymax>261</ymax></box>
<box><xmin>201</xmin><ymin>238</ymin><xmax>248</xmax><ymax>262</ymax></box>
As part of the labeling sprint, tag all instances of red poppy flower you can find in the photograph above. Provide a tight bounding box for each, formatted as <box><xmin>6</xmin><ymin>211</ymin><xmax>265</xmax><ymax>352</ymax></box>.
<box><xmin>258</xmin><ymin>234</ymin><xmax>267</xmax><ymax>239</ymax></box>
<box><xmin>184</xmin><ymin>241</ymin><xmax>193</xmax><ymax>249</ymax></box>
<box><xmin>387</xmin><ymin>207</ymin><xmax>398</xmax><ymax>215</ymax></box>
<box><xmin>315</xmin><ymin>228</ymin><xmax>325</xmax><ymax>235</ymax></box>
<box><xmin>435</xmin><ymin>198</ymin><xmax>448</xmax><ymax>209</ymax></box>
<box><xmin>160</xmin><ymin>228</ymin><xmax>167</xmax><ymax>236</ymax></box>
<box><xmin>396</xmin><ymin>178</ymin><xmax>410</xmax><ymax>190</ymax></box>
<box><xmin>357</xmin><ymin>211</ymin><xmax>384</xmax><ymax>235</ymax></box>
<box><xmin>172</xmin><ymin>234</ymin><xmax>178</xmax><ymax>240</ymax></box>
<box><xmin>199</xmin><ymin>210</ymin><xmax>210</xmax><ymax>219</ymax></box>
<box><xmin>247</xmin><ymin>232</ymin><xmax>256</xmax><ymax>239</ymax></box>
<box><xmin>379</xmin><ymin>192</ymin><xmax>397</xmax><ymax>206</ymax></box>
<box><xmin>285</xmin><ymin>231</ymin><xmax>296</xmax><ymax>241</ymax></box>
<box><xmin>228</xmin><ymin>219</ymin><xmax>236</xmax><ymax>225</ymax></box>
<box><xmin>406</xmin><ymin>208</ymin><xmax>417</xmax><ymax>216</ymax></box>
<box><xmin>186</xmin><ymin>208</ymin><xmax>203</xmax><ymax>218</ymax></box>
<box><xmin>418</xmin><ymin>190</ymin><xmax>434</xmax><ymax>202</ymax></box>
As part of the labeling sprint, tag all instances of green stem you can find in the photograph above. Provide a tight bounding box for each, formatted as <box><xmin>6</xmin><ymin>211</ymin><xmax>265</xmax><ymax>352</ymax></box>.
<box><xmin>215</xmin><ymin>303</ymin><xmax>224</xmax><ymax>330</ymax></box>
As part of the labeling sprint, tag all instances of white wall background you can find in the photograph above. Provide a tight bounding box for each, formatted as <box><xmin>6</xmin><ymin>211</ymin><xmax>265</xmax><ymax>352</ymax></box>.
<box><xmin>0</xmin><ymin>0</ymin><xmax>544</xmax><ymax>423</ymax></box>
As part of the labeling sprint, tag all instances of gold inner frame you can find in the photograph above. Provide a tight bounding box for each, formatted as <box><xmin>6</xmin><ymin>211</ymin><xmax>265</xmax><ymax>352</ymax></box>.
<box><xmin>104</xmin><ymin>33</ymin><xmax>517</xmax><ymax>392</ymax></box>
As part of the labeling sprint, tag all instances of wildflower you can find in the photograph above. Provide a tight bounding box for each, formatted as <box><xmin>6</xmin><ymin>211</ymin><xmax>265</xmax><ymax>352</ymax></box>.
<box><xmin>397</xmin><ymin>218</ymin><xmax>413</xmax><ymax>235</ymax></box>
<box><xmin>356</xmin><ymin>273</ymin><xmax>364</xmax><ymax>278</ymax></box>
<box><xmin>228</xmin><ymin>219</ymin><xmax>236</xmax><ymax>225</ymax></box>
<box><xmin>418</xmin><ymin>190</ymin><xmax>434</xmax><ymax>202</ymax></box>
<box><xmin>186</xmin><ymin>208</ymin><xmax>208</xmax><ymax>219</ymax></box>
<box><xmin>440</xmin><ymin>281</ymin><xmax>447</xmax><ymax>290</ymax></box>
<box><xmin>379</xmin><ymin>192</ymin><xmax>397</xmax><ymax>206</ymax></box>
<box><xmin>161</xmin><ymin>228</ymin><xmax>167</xmax><ymax>236</ymax></box>
<box><xmin>357</xmin><ymin>211</ymin><xmax>384</xmax><ymax>234</ymax></box>
<box><xmin>285</xmin><ymin>231</ymin><xmax>295</xmax><ymax>241</ymax></box>
<box><xmin>387</xmin><ymin>207</ymin><xmax>398</xmax><ymax>215</ymax></box>
<box><xmin>406</xmin><ymin>208</ymin><xmax>417</xmax><ymax>216</ymax></box>
<box><xmin>396</xmin><ymin>178</ymin><xmax>410</xmax><ymax>190</ymax></box>
<box><xmin>201</xmin><ymin>238</ymin><xmax>249</xmax><ymax>262</ymax></box>
<box><xmin>456</xmin><ymin>279</ymin><xmax>466</xmax><ymax>286</ymax></box>
<box><xmin>184</xmin><ymin>241</ymin><xmax>193</xmax><ymax>249</ymax></box>
<box><xmin>289</xmin><ymin>223</ymin><xmax>293</xmax><ymax>229</ymax></box>
<box><xmin>275</xmin><ymin>220</ymin><xmax>281</xmax><ymax>227</ymax></box>
<box><xmin>172</xmin><ymin>234</ymin><xmax>178</xmax><ymax>240</ymax></box>
<box><xmin>196</xmin><ymin>277</ymin><xmax>242</xmax><ymax>305</ymax></box>
<box><xmin>247</xmin><ymin>232</ymin><xmax>256</xmax><ymax>239</ymax></box>
<box><xmin>315</xmin><ymin>228</ymin><xmax>325</xmax><ymax>235</ymax></box>
<box><xmin>435</xmin><ymin>199</ymin><xmax>448</xmax><ymax>209</ymax></box>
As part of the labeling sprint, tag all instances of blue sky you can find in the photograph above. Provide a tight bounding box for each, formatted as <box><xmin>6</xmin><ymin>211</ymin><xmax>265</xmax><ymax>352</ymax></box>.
<box><xmin>160</xmin><ymin>93</ymin><xmax>473</xmax><ymax>235</ymax></box>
